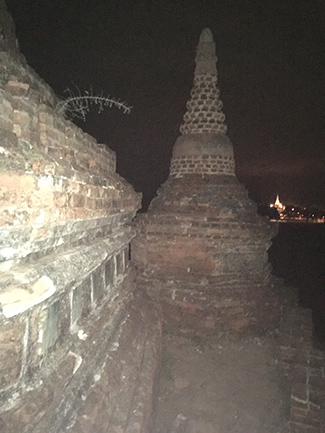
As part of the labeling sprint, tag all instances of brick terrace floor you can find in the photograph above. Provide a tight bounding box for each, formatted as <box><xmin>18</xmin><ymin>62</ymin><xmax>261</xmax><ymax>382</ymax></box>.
<box><xmin>153</xmin><ymin>331</ymin><xmax>290</xmax><ymax>433</ymax></box>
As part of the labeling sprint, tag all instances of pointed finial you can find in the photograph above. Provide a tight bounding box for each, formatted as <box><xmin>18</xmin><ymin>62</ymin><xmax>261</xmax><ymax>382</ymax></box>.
<box><xmin>194</xmin><ymin>27</ymin><xmax>217</xmax><ymax>76</ymax></box>
<box><xmin>199</xmin><ymin>28</ymin><xmax>213</xmax><ymax>42</ymax></box>
<box><xmin>180</xmin><ymin>28</ymin><xmax>227</xmax><ymax>135</ymax></box>
<box><xmin>0</xmin><ymin>0</ymin><xmax>19</xmax><ymax>51</ymax></box>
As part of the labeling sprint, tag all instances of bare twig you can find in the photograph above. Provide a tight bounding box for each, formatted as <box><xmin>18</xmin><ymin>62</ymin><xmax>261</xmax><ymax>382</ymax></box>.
<box><xmin>55</xmin><ymin>86</ymin><xmax>132</xmax><ymax>121</ymax></box>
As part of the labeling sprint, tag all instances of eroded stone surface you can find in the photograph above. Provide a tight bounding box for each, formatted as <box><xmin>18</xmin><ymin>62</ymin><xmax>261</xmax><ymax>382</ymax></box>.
<box><xmin>0</xmin><ymin>276</ymin><xmax>56</xmax><ymax>318</ymax></box>
<box><xmin>0</xmin><ymin>319</ymin><xmax>24</xmax><ymax>388</ymax></box>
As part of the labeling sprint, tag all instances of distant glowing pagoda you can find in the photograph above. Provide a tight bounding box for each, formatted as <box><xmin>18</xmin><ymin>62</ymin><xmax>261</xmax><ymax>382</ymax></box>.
<box><xmin>271</xmin><ymin>194</ymin><xmax>285</xmax><ymax>213</ymax></box>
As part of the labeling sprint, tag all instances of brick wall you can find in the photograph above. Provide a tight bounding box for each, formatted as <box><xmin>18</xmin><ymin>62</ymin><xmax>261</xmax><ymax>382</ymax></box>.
<box><xmin>170</xmin><ymin>154</ymin><xmax>235</xmax><ymax>176</ymax></box>
<box><xmin>133</xmin><ymin>174</ymin><xmax>280</xmax><ymax>335</ymax></box>
<box><xmin>0</xmin><ymin>40</ymin><xmax>161</xmax><ymax>432</ymax></box>
<box><xmin>277</xmin><ymin>297</ymin><xmax>325</xmax><ymax>433</ymax></box>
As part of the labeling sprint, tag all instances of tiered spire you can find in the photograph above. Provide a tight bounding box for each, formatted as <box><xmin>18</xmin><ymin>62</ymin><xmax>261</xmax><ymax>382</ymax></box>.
<box><xmin>170</xmin><ymin>28</ymin><xmax>234</xmax><ymax>178</ymax></box>
<box><xmin>180</xmin><ymin>28</ymin><xmax>227</xmax><ymax>136</ymax></box>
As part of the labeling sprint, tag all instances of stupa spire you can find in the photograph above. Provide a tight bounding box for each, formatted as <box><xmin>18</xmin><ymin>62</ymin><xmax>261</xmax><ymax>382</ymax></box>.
<box><xmin>170</xmin><ymin>29</ymin><xmax>234</xmax><ymax>178</ymax></box>
<box><xmin>135</xmin><ymin>26</ymin><xmax>279</xmax><ymax>339</ymax></box>
<box><xmin>180</xmin><ymin>28</ymin><xmax>227</xmax><ymax>135</ymax></box>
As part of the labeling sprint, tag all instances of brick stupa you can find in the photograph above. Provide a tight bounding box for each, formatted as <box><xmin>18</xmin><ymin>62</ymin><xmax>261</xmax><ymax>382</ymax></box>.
<box><xmin>134</xmin><ymin>29</ymin><xmax>279</xmax><ymax>333</ymax></box>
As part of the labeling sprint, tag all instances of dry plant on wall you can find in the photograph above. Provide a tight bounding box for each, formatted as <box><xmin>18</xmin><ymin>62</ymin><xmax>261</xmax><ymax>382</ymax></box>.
<box><xmin>55</xmin><ymin>86</ymin><xmax>132</xmax><ymax>121</ymax></box>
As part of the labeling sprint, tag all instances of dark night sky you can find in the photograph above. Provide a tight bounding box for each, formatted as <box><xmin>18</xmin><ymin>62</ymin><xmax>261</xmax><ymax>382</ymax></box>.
<box><xmin>6</xmin><ymin>0</ymin><xmax>325</xmax><ymax>209</ymax></box>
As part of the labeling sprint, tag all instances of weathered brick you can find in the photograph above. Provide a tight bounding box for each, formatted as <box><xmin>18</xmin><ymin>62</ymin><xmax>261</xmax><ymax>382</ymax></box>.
<box><xmin>288</xmin><ymin>421</ymin><xmax>320</xmax><ymax>433</ymax></box>
<box><xmin>39</xmin><ymin>111</ymin><xmax>54</xmax><ymax>126</ymax></box>
<box><xmin>309</xmin><ymin>390</ymin><xmax>325</xmax><ymax>407</ymax></box>
<box><xmin>38</xmin><ymin>190</ymin><xmax>54</xmax><ymax>207</ymax></box>
<box><xmin>5</xmin><ymin>80</ymin><xmax>30</xmax><ymax>96</ymax></box>
<box><xmin>309</xmin><ymin>356</ymin><xmax>325</xmax><ymax>370</ymax></box>
<box><xmin>291</xmin><ymin>383</ymin><xmax>309</xmax><ymax>405</ymax></box>
<box><xmin>309</xmin><ymin>375</ymin><xmax>325</xmax><ymax>390</ymax></box>
<box><xmin>305</xmin><ymin>410</ymin><xmax>323</xmax><ymax>427</ymax></box>
<box><xmin>0</xmin><ymin>320</ymin><xmax>25</xmax><ymax>388</ymax></box>
<box><xmin>294</xmin><ymin>365</ymin><xmax>308</xmax><ymax>384</ymax></box>
<box><xmin>0</xmin><ymin>173</ymin><xmax>35</xmax><ymax>192</ymax></box>
<box><xmin>53</xmin><ymin>192</ymin><xmax>68</xmax><ymax>207</ymax></box>
<box><xmin>13</xmin><ymin>109</ymin><xmax>29</xmax><ymax>126</ymax></box>
<box><xmin>73</xmin><ymin>207</ymin><xmax>89</xmax><ymax>219</ymax></box>
<box><xmin>290</xmin><ymin>406</ymin><xmax>308</xmax><ymax>423</ymax></box>
<box><xmin>69</xmin><ymin>194</ymin><xmax>85</xmax><ymax>208</ymax></box>
<box><xmin>0</xmin><ymin>115</ymin><xmax>13</xmax><ymax>130</ymax></box>
<box><xmin>86</xmin><ymin>197</ymin><xmax>96</xmax><ymax>210</ymax></box>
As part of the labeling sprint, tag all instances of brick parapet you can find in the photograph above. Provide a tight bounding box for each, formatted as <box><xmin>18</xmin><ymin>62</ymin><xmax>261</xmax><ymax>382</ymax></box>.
<box><xmin>277</xmin><ymin>301</ymin><xmax>325</xmax><ymax>433</ymax></box>
<box><xmin>0</xmin><ymin>41</ymin><xmax>159</xmax><ymax>432</ymax></box>
<box><xmin>0</xmin><ymin>87</ymin><xmax>117</xmax><ymax>178</ymax></box>
<box><xmin>0</xmin><ymin>84</ymin><xmax>141</xmax><ymax>268</ymax></box>
<box><xmin>288</xmin><ymin>355</ymin><xmax>325</xmax><ymax>432</ymax></box>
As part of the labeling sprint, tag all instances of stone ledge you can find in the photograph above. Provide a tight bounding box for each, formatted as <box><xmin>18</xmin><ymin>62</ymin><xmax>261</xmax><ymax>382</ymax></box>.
<box><xmin>0</xmin><ymin>268</ymin><xmax>136</xmax><ymax>412</ymax></box>
<box><xmin>0</xmin><ymin>228</ymin><xmax>133</xmax><ymax>318</ymax></box>
<box><xmin>0</xmin><ymin>212</ymin><xmax>136</xmax><ymax>272</ymax></box>
<box><xmin>0</xmin><ymin>275</ymin><xmax>56</xmax><ymax>318</ymax></box>
<box><xmin>0</xmin><ymin>290</ymin><xmax>162</xmax><ymax>433</ymax></box>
